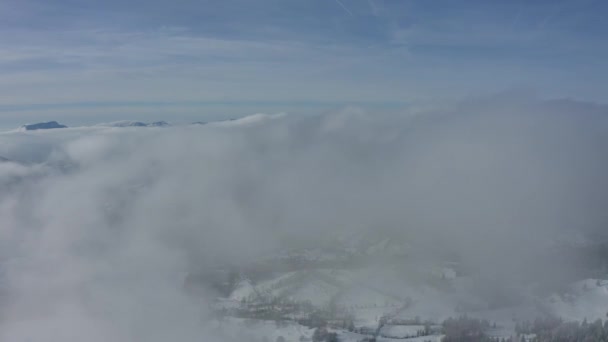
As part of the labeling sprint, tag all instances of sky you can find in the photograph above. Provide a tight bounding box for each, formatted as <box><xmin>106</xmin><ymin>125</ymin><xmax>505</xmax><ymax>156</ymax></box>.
<box><xmin>0</xmin><ymin>0</ymin><xmax>607</xmax><ymax>127</ymax></box>
<box><xmin>1</xmin><ymin>1</ymin><xmax>608</xmax><ymax>340</ymax></box>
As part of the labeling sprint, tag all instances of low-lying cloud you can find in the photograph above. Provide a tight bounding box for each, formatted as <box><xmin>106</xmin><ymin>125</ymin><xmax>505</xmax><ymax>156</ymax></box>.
<box><xmin>0</xmin><ymin>96</ymin><xmax>607</xmax><ymax>341</ymax></box>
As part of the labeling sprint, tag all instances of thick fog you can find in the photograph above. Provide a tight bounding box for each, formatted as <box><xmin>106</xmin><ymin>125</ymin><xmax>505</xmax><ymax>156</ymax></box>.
<box><xmin>0</xmin><ymin>96</ymin><xmax>607</xmax><ymax>341</ymax></box>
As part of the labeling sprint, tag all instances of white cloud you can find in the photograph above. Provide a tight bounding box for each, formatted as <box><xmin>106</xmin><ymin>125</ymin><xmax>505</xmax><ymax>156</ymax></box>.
<box><xmin>0</xmin><ymin>96</ymin><xmax>607</xmax><ymax>340</ymax></box>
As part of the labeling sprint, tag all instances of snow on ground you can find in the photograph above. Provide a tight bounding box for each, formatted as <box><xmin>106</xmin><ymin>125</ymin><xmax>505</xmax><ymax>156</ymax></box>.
<box><xmin>288</xmin><ymin>278</ymin><xmax>339</xmax><ymax>306</ymax></box>
<box><xmin>212</xmin><ymin>319</ymin><xmax>442</xmax><ymax>342</ymax></box>
<box><xmin>389</xmin><ymin>287</ymin><xmax>457</xmax><ymax>324</ymax></box>
<box><xmin>211</xmin><ymin>317</ymin><xmax>313</xmax><ymax>342</ymax></box>
<box><xmin>229</xmin><ymin>272</ymin><xmax>299</xmax><ymax>301</ymax></box>
<box><xmin>333</xmin><ymin>330</ymin><xmax>443</xmax><ymax>342</ymax></box>
<box><xmin>225</xmin><ymin>268</ymin><xmax>608</xmax><ymax>339</ymax></box>
<box><xmin>214</xmin><ymin>317</ymin><xmax>443</xmax><ymax>342</ymax></box>
<box><xmin>337</xmin><ymin>285</ymin><xmax>405</xmax><ymax>309</ymax></box>
<box><xmin>378</xmin><ymin>337</ymin><xmax>443</xmax><ymax>342</ymax></box>
<box><xmin>379</xmin><ymin>325</ymin><xmax>425</xmax><ymax>338</ymax></box>
<box><xmin>228</xmin><ymin>265</ymin><xmax>460</xmax><ymax>324</ymax></box>
<box><xmin>229</xmin><ymin>270</ymin><xmax>344</xmax><ymax>306</ymax></box>
<box><xmin>466</xmin><ymin>305</ymin><xmax>544</xmax><ymax>339</ymax></box>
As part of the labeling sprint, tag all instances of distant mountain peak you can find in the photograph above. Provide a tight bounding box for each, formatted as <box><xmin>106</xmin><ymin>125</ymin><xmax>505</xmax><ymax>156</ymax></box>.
<box><xmin>148</xmin><ymin>121</ymin><xmax>170</xmax><ymax>127</ymax></box>
<box><xmin>96</xmin><ymin>120</ymin><xmax>171</xmax><ymax>128</ymax></box>
<box><xmin>20</xmin><ymin>121</ymin><xmax>68</xmax><ymax>131</ymax></box>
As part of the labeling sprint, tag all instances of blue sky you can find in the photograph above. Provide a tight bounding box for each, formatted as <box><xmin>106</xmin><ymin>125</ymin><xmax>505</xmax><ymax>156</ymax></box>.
<box><xmin>0</xmin><ymin>0</ymin><xmax>607</xmax><ymax>127</ymax></box>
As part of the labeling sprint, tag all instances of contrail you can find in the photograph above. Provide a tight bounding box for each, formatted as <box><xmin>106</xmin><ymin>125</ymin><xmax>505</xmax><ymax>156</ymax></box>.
<box><xmin>335</xmin><ymin>0</ymin><xmax>354</xmax><ymax>16</ymax></box>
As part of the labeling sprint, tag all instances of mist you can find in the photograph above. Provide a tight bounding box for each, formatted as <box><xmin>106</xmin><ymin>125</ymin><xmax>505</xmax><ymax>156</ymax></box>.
<box><xmin>0</xmin><ymin>96</ymin><xmax>607</xmax><ymax>341</ymax></box>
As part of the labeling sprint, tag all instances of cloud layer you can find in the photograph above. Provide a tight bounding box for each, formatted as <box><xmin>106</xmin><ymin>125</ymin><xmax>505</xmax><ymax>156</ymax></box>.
<box><xmin>0</xmin><ymin>96</ymin><xmax>607</xmax><ymax>340</ymax></box>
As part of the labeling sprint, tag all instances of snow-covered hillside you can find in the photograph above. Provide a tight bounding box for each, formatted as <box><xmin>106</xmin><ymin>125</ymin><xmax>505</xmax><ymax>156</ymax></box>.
<box><xmin>214</xmin><ymin>246</ymin><xmax>608</xmax><ymax>341</ymax></box>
